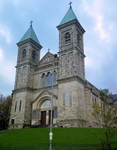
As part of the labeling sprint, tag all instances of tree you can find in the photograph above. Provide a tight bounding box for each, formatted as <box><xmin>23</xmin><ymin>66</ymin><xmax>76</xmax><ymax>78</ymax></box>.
<box><xmin>92</xmin><ymin>89</ymin><xmax>117</xmax><ymax>150</ymax></box>
<box><xmin>0</xmin><ymin>94</ymin><xmax>12</xmax><ymax>130</ymax></box>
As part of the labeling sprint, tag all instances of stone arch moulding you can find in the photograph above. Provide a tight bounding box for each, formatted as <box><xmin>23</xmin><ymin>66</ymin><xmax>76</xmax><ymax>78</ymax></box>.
<box><xmin>37</xmin><ymin>96</ymin><xmax>52</xmax><ymax>110</ymax></box>
<box><xmin>32</xmin><ymin>89</ymin><xmax>58</xmax><ymax>110</ymax></box>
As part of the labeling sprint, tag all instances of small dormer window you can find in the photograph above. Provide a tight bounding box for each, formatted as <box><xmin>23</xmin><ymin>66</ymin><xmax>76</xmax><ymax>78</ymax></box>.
<box><xmin>65</xmin><ymin>32</ymin><xmax>70</xmax><ymax>44</ymax></box>
<box><xmin>32</xmin><ymin>50</ymin><xmax>36</xmax><ymax>60</ymax></box>
<box><xmin>22</xmin><ymin>49</ymin><xmax>26</xmax><ymax>59</ymax></box>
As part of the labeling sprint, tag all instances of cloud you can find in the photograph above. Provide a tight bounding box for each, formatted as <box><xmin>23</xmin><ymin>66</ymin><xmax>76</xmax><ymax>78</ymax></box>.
<box><xmin>0</xmin><ymin>49</ymin><xmax>3</xmax><ymax>63</ymax></box>
<box><xmin>0</xmin><ymin>25</ymin><xmax>12</xmax><ymax>43</ymax></box>
<box><xmin>82</xmin><ymin>0</ymin><xmax>93</xmax><ymax>16</ymax></box>
<box><xmin>0</xmin><ymin>49</ymin><xmax>15</xmax><ymax>85</ymax></box>
<box><xmin>0</xmin><ymin>62</ymin><xmax>15</xmax><ymax>85</ymax></box>
<box><xmin>85</xmin><ymin>47</ymin><xmax>94</xmax><ymax>67</ymax></box>
<box><xmin>82</xmin><ymin>0</ymin><xmax>110</xmax><ymax>42</ymax></box>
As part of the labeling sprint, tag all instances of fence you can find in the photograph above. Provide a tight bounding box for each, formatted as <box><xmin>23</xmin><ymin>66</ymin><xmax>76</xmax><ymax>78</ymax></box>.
<box><xmin>0</xmin><ymin>141</ymin><xmax>117</xmax><ymax>150</ymax></box>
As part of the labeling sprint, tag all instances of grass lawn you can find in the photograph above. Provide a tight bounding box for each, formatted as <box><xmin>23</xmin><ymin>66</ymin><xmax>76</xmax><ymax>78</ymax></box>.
<box><xmin>0</xmin><ymin>128</ymin><xmax>117</xmax><ymax>147</ymax></box>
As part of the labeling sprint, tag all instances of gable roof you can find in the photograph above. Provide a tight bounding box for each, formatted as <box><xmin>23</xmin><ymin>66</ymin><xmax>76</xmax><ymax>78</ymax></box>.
<box><xmin>19</xmin><ymin>25</ymin><xmax>41</xmax><ymax>45</ymax></box>
<box><xmin>58</xmin><ymin>6</ymin><xmax>79</xmax><ymax>26</ymax></box>
<box><xmin>37</xmin><ymin>52</ymin><xmax>55</xmax><ymax>65</ymax></box>
<box><xmin>110</xmin><ymin>94</ymin><xmax>117</xmax><ymax>101</ymax></box>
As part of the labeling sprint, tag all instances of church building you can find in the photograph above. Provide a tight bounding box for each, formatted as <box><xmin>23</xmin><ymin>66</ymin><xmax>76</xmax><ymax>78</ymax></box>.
<box><xmin>9</xmin><ymin>5</ymin><xmax>102</xmax><ymax>129</ymax></box>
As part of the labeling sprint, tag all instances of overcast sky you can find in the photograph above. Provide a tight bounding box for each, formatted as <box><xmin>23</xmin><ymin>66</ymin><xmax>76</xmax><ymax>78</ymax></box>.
<box><xmin>0</xmin><ymin>0</ymin><xmax>117</xmax><ymax>96</ymax></box>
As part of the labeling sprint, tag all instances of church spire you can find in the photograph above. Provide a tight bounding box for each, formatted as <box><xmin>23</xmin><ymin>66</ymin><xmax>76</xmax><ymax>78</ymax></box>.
<box><xmin>57</xmin><ymin>4</ymin><xmax>79</xmax><ymax>27</ymax></box>
<box><xmin>18</xmin><ymin>21</ymin><xmax>41</xmax><ymax>45</ymax></box>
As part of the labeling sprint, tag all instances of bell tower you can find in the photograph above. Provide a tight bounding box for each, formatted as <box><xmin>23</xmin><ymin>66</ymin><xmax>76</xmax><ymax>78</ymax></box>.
<box><xmin>10</xmin><ymin>22</ymin><xmax>42</xmax><ymax>128</ymax></box>
<box><xmin>57</xmin><ymin>5</ymin><xmax>85</xmax><ymax>80</ymax></box>
<box><xmin>57</xmin><ymin>5</ymin><xmax>86</xmax><ymax>122</ymax></box>
<box><xmin>15</xmin><ymin>22</ymin><xmax>42</xmax><ymax>89</ymax></box>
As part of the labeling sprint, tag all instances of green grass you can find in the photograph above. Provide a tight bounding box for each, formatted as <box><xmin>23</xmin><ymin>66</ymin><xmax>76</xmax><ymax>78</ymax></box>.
<box><xmin>0</xmin><ymin>128</ymin><xmax>117</xmax><ymax>147</ymax></box>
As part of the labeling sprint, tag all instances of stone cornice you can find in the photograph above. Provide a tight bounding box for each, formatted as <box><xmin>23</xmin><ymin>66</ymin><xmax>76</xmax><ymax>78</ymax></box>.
<box><xmin>35</xmin><ymin>61</ymin><xmax>59</xmax><ymax>72</ymax></box>
<box><xmin>86</xmin><ymin>87</ymin><xmax>99</xmax><ymax>97</ymax></box>
<box><xmin>17</xmin><ymin>38</ymin><xmax>42</xmax><ymax>49</ymax></box>
<box><xmin>57</xmin><ymin>20</ymin><xmax>85</xmax><ymax>34</ymax></box>
<box><xmin>34</xmin><ymin>66</ymin><xmax>59</xmax><ymax>75</ymax></box>
<box><xmin>85</xmin><ymin>80</ymin><xmax>99</xmax><ymax>97</ymax></box>
<box><xmin>13</xmin><ymin>84</ymin><xmax>58</xmax><ymax>94</ymax></box>
<box><xmin>58</xmin><ymin>45</ymin><xmax>86</xmax><ymax>58</ymax></box>
<box><xmin>38</xmin><ymin>60</ymin><xmax>59</xmax><ymax>67</ymax></box>
<box><xmin>57</xmin><ymin>75</ymin><xmax>86</xmax><ymax>85</ymax></box>
<box><xmin>16</xmin><ymin>62</ymin><xmax>37</xmax><ymax>68</ymax></box>
<box><xmin>13</xmin><ymin>87</ymin><xmax>34</xmax><ymax>93</ymax></box>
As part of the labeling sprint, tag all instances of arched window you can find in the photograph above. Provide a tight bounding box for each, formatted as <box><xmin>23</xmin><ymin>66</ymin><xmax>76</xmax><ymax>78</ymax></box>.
<box><xmin>63</xmin><ymin>60</ymin><xmax>65</xmax><ymax>65</ymax></box>
<box><xmin>95</xmin><ymin>98</ymin><xmax>96</xmax><ymax>103</ymax></box>
<box><xmin>65</xmin><ymin>32</ymin><xmax>70</xmax><ymax>44</ymax></box>
<box><xmin>48</xmin><ymin>73</ymin><xmax>51</xmax><ymax>86</ymax></box>
<box><xmin>53</xmin><ymin>71</ymin><xmax>56</xmax><ymax>85</ymax></box>
<box><xmin>32</xmin><ymin>110</ymin><xmax>39</xmax><ymax>119</ymax></box>
<box><xmin>32</xmin><ymin>50</ymin><xmax>36</xmax><ymax>60</ymax></box>
<box><xmin>92</xmin><ymin>97</ymin><xmax>94</xmax><ymax>103</ymax></box>
<box><xmin>15</xmin><ymin>101</ymin><xmax>17</xmax><ymax>112</ymax></box>
<box><xmin>42</xmin><ymin>74</ymin><xmax>45</xmax><ymax>87</ymax></box>
<box><xmin>63</xmin><ymin>92</ymin><xmax>65</xmax><ymax>105</ymax></box>
<box><xmin>22</xmin><ymin>49</ymin><xmax>26</xmax><ymax>59</ymax></box>
<box><xmin>19</xmin><ymin>100</ymin><xmax>22</xmax><ymax>111</ymax></box>
<box><xmin>69</xmin><ymin>91</ymin><xmax>72</xmax><ymax>104</ymax></box>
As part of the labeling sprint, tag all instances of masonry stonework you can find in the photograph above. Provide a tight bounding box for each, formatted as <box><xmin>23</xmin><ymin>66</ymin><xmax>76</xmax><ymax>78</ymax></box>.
<box><xmin>9</xmin><ymin>6</ymin><xmax>103</xmax><ymax>129</ymax></box>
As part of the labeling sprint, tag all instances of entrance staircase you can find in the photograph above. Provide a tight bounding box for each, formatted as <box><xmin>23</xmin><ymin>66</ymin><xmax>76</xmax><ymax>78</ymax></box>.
<box><xmin>31</xmin><ymin>124</ymin><xmax>49</xmax><ymax>128</ymax></box>
<box><xmin>31</xmin><ymin>121</ymin><xmax>50</xmax><ymax>128</ymax></box>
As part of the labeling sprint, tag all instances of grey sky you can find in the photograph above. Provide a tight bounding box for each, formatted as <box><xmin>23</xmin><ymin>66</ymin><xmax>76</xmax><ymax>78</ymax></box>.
<box><xmin>0</xmin><ymin>0</ymin><xmax>117</xmax><ymax>96</ymax></box>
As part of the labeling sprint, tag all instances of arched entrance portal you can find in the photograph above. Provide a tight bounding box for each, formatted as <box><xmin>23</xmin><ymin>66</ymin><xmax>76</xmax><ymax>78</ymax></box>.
<box><xmin>31</xmin><ymin>92</ymin><xmax>58</xmax><ymax>126</ymax></box>
<box><xmin>40</xmin><ymin>100</ymin><xmax>53</xmax><ymax>125</ymax></box>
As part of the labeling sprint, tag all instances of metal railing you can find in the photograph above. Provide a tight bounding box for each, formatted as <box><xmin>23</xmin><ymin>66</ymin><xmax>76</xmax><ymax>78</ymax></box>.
<box><xmin>0</xmin><ymin>141</ymin><xmax>117</xmax><ymax>150</ymax></box>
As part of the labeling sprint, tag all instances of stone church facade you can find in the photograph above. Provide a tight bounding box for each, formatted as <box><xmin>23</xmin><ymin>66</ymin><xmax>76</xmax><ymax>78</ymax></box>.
<box><xmin>9</xmin><ymin>6</ymin><xmax>103</xmax><ymax>129</ymax></box>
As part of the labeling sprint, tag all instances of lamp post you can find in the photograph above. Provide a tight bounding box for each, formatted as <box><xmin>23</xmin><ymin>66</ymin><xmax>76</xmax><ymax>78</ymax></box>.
<box><xmin>49</xmin><ymin>54</ymin><xmax>57</xmax><ymax>150</ymax></box>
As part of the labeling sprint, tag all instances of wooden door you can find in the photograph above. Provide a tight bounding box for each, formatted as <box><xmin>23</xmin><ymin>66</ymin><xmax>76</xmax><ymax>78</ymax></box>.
<box><xmin>41</xmin><ymin>111</ymin><xmax>46</xmax><ymax>125</ymax></box>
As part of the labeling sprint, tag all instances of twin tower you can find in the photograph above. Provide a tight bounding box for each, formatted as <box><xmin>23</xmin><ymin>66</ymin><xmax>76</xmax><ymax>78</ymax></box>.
<box><xmin>9</xmin><ymin>6</ymin><xmax>99</xmax><ymax>129</ymax></box>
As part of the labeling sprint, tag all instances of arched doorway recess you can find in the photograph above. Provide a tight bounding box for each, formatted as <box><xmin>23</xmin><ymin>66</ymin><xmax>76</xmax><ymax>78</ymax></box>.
<box><xmin>32</xmin><ymin>95</ymin><xmax>57</xmax><ymax>126</ymax></box>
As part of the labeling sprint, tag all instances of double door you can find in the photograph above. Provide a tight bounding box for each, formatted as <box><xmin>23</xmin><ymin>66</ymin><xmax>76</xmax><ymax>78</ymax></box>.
<box><xmin>41</xmin><ymin>110</ymin><xmax>54</xmax><ymax>125</ymax></box>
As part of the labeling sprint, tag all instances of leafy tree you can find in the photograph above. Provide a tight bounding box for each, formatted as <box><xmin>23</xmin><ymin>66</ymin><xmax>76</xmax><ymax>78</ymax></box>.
<box><xmin>92</xmin><ymin>89</ymin><xmax>117</xmax><ymax>150</ymax></box>
<box><xmin>0</xmin><ymin>94</ymin><xmax>12</xmax><ymax>130</ymax></box>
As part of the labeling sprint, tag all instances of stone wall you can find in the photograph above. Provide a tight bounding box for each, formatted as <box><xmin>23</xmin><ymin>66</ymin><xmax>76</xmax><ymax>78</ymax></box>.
<box><xmin>57</xmin><ymin>80</ymin><xmax>86</xmax><ymax>121</ymax></box>
<box><xmin>85</xmin><ymin>86</ymin><xmax>102</xmax><ymax>127</ymax></box>
<box><xmin>9</xmin><ymin>91</ymin><xmax>26</xmax><ymax>129</ymax></box>
<box><xmin>56</xmin><ymin>118</ymin><xmax>86</xmax><ymax>127</ymax></box>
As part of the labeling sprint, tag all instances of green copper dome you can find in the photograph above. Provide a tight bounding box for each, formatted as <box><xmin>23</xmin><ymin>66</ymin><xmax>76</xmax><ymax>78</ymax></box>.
<box><xmin>19</xmin><ymin>25</ymin><xmax>40</xmax><ymax>45</ymax></box>
<box><xmin>58</xmin><ymin>6</ymin><xmax>79</xmax><ymax>26</ymax></box>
